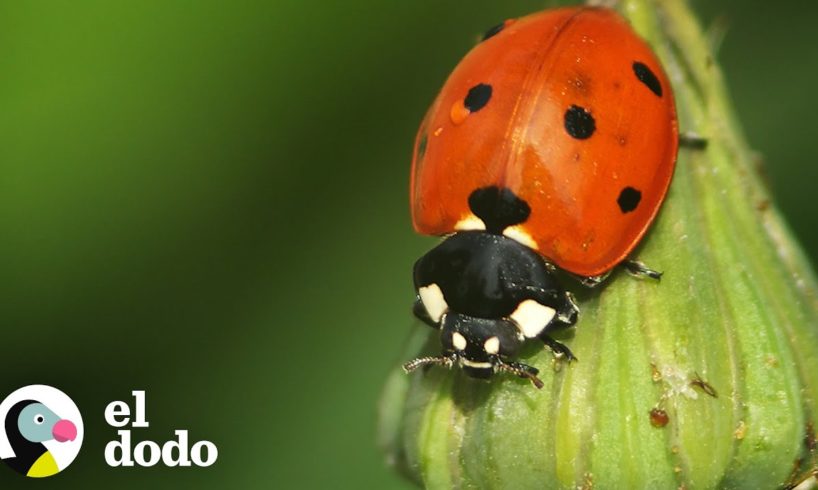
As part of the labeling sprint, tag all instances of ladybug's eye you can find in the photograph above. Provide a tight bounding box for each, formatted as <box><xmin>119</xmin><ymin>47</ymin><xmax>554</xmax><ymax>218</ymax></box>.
<box><xmin>34</xmin><ymin>414</ymin><xmax>45</xmax><ymax>425</ymax></box>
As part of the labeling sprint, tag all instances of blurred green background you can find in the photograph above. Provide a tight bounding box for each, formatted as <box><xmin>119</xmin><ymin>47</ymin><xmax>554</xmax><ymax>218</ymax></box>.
<box><xmin>0</xmin><ymin>1</ymin><xmax>815</xmax><ymax>488</ymax></box>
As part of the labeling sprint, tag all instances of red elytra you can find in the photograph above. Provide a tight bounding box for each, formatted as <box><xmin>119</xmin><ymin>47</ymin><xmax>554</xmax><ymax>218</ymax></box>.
<box><xmin>410</xmin><ymin>7</ymin><xmax>678</xmax><ymax>278</ymax></box>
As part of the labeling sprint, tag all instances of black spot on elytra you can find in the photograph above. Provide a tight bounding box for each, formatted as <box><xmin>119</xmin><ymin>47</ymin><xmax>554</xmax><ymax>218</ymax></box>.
<box><xmin>632</xmin><ymin>61</ymin><xmax>662</xmax><ymax>97</ymax></box>
<box><xmin>617</xmin><ymin>187</ymin><xmax>642</xmax><ymax>213</ymax></box>
<box><xmin>481</xmin><ymin>22</ymin><xmax>506</xmax><ymax>41</ymax></box>
<box><xmin>417</xmin><ymin>134</ymin><xmax>428</xmax><ymax>159</ymax></box>
<box><xmin>468</xmin><ymin>186</ymin><xmax>530</xmax><ymax>234</ymax></box>
<box><xmin>464</xmin><ymin>84</ymin><xmax>492</xmax><ymax>113</ymax></box>
<box><xmin>564</xmin><ymin>105</ymin><xmax>595</xmax><ymax>140</ymax></box>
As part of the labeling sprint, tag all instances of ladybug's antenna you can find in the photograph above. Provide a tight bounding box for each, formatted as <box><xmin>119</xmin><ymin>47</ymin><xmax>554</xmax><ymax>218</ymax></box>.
<box><xmin>402</xmin><ymin>355</ymin><xmax>456</xmax><ymax>373</ymax></box>
<box><xmin>495</xmin><ymin>360</ymin><xmax>544</xmax><ymax>389</ymax></box>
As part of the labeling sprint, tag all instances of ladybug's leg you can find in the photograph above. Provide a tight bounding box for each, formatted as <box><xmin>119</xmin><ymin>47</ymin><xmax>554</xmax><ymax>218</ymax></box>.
<box><xmin>538</xmin><ymin>334</ymin><xmax>577</xmax><ymax>362</ymax></box>
<box><xmin>504</xmin><ymin>282</ymin><xmax>578</xmax><ymax>362</ymax></box>
<box><xmin>623</xmin><ymin>259</ymin><xmax>663</xmax><ymax>280</ymax></box>
<box><xmin>554</xmin><ymin>291</ymin><xmax>579</xmax><ymax>327</ymax></box>
<box><xmin>679</xmin><ymin>131</ymin><xmax>708</xmax><ymax>150</ymax></box>
<box><xmin>578</xmin><ymin>271</ymin><xmax>611</xmax><ymax>288</ymax></box>
<box><xmin>578</xmin><ymin>260</ymin><xmax>661</xmax><ymax>287</ymax></box>
<box><xmin>514</xmin><ymin>285</ymin><xmax>579</xmax><ymax>328</ymax></box>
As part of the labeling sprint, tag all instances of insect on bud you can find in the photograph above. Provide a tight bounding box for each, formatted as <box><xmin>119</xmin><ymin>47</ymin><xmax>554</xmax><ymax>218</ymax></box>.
<box><xmin>379</xmin><ymin>0</ymin><xmax>818</xmax><ymax>488</ymax></box>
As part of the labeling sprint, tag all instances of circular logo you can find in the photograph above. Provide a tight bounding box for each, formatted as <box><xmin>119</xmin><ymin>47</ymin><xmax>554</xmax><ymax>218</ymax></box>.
<box><xmin>0</xmin><ymin>385</ymin><xmax>83</xmax><ymax>478</ymax></box>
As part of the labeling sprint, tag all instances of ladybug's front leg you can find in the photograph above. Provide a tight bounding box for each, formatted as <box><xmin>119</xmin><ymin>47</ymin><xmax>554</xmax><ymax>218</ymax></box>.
<box><xmin>538</xmin><ymin>334</ymin><xmax>577</xmax><ymax>362</ymax></box>
<box><xmin>513</xmin><ymin>286</ymin><xmax>579</xmax><ymax>361</ymax></box>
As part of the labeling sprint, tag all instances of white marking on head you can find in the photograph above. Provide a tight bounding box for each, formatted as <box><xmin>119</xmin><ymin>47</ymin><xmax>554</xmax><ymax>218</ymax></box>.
<box><xmin>418</xmin><ymin>283</ymin><xmax>447</xmax><ymax>323</ymax></box>
<box><xmin>502</xmin><ymin>225</ymin><xmax>538</xmax><ymax>250</ymax></box>
<box><xmin>461</xmin><ymin>359</ymin><xmax>493</xmax><ymax>369</ymax></box>
<box><xmin>452</xmin><ymin>332</ymin><xmax>467</xmax><ymax>351</ymax></box>
<box><xmin>454</xmin><ymin>214</ymin><xmax>486</xmax><ymax>231</ymax></box>
<box><xmin>510</xmin><ymin>299</ymin><xmax>557</xmax><ymax>338</ymax></box>
<box><xmin>483</xmin><ymin>336</ymin><xmax>500</xmax><ymax>355</ymax></box>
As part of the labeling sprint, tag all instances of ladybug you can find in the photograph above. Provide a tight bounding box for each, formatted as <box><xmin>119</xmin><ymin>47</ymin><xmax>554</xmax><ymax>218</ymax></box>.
<box><xmin>403</xmin><ymin>7</ymin><xmax>679</xmax><ymax>388</ymax></box>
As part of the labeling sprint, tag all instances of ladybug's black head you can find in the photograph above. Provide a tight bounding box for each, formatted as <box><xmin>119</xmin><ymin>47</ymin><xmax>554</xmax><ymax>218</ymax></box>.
<box><xmin>404</xmin><ymin>312</ymin><xmax>544</xmax><ymax>389</ymax></box>
<box><xmin>440</xmin><ymin>313</ymin><xmax>521</xmax><ymax>379</ymax></box>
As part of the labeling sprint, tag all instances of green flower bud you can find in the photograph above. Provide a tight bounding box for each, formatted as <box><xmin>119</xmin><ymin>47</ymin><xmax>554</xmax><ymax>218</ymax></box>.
<box><xmin>379</xmin><ymin>0</ymin><xmax>818</xmax><ymax>488</ymax></box>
